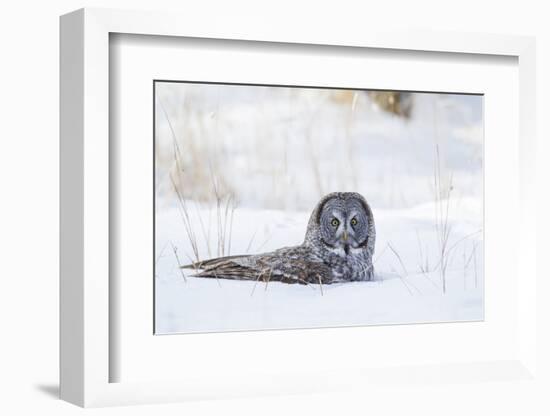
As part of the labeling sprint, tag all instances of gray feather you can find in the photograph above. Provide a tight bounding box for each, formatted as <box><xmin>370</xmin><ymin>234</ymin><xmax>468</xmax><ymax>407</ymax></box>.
<box><xmin>181</xmin><ymin>192</ymin><xmax>376</xmax><ymax>284</ymax></box>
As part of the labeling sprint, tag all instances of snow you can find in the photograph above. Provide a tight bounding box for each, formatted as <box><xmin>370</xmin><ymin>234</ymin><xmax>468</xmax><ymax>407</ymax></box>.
<box><xmin>154</xmin><ymin>85</ymin><xmax>483</xmax><ymax>334</ymax></box>
<box><xmin>155</xmin><ymin>201</ymin><xmax>483</xmax><ymax>334</ymax></box>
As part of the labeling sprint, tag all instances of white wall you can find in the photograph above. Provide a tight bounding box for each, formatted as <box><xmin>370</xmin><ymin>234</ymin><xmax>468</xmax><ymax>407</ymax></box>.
<box><xmin>0</xmin><ymin>1</ymin><xmax>548</xmax><ymax>415</ymax></box>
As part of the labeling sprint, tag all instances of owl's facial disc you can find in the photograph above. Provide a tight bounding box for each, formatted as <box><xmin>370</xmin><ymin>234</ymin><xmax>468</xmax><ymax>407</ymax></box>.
<box><xmin>320</xmin><ymin>207</ymin><xmax>367</xmax><ymax>257</ymax></box>
<box><xmin>310</xmin><ymin>193</ymin><xmax>373</xmax><ymax>260</ymax></box>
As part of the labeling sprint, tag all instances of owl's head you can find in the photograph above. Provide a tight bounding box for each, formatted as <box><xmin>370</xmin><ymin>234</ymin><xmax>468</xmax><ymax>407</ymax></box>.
<box><xmin>306</xmin><ymin>192</ymin><xmax>375</xmax><ymax>257</ymax></box>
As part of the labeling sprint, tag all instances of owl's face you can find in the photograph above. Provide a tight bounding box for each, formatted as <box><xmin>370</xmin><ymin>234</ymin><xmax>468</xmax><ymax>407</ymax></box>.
<box><xmin>317</xmin><ymin>194</ymin><xmax>371</xmax><ymax>256</ymax></box>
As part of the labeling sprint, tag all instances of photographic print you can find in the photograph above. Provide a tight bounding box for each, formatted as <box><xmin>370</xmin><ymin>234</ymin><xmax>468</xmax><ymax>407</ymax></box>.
<box><xmin>154</xmin><ymin>82</ymin><xmax>483</xmax><ymax>334</ymax></box>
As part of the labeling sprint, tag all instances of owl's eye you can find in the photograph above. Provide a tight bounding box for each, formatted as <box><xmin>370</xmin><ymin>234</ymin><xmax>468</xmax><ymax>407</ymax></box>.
<box><xmin>331</xmin><ymin>218</ymin><xmax>340</xmax><ymax>227</ymax></box>
<box><xmin>350</xmin><ymin>217</ymin><xmax>358</xmax><ymax>226</ymax></box>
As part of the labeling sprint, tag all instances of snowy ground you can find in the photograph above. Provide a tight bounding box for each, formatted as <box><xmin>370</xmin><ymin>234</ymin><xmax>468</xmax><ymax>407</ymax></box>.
<box><xmin>155</xmin><ymin>199</ymin><xmax>483</xmax><ymax>334</ymax></box>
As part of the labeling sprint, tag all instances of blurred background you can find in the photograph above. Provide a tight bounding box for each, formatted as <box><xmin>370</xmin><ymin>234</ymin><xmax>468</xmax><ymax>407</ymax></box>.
<box><xmin>155</xmin><ymin>82</ymin><xmax>483</xmax><ymax>213</ymax></box>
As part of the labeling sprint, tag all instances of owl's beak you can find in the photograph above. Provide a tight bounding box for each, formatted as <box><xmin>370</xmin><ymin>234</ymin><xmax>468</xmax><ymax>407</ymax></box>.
<box><xmin>342</xmin><ymin>230</ymin><xmax>349</xmax><ymax>242</ymax></box>
<box><xmin>341</xmin><ymin>231</ymin><xmax>351</xmax><ymax>255</ymax></box>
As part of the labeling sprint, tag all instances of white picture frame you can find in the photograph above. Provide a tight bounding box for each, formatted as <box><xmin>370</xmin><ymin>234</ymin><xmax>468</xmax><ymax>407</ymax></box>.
<box><xmin>60</xmin><ymin>8</ymin><xmax>538</xmax><ymax>407</ymax></box>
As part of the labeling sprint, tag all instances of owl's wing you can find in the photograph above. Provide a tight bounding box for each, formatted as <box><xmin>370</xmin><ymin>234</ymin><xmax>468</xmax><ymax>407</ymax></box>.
<box><xmin>183</xmin><ymin>254</ymin><xmax>253</xmax><ymax>270</ymax></box>
<box><xmin>181</xmin><ymin>246</ymin><xmax>334</xmax><ymax>285</ymax></box>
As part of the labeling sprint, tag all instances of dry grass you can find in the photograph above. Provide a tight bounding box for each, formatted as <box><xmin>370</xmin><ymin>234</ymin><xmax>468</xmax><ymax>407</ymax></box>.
<box><xmin>170</xmin><ymin>242</ymin><xmax>187</xmax><ymax>282</ymax></box>
<box><xmin>415</xmin><ymin>229</ymin><xmax>431</xmax><ymax>275</ymax></box>
<box><xmin>462</xmin><ymin>241</ymin><xmax>480</xmax><ymax>290</ymax></box>
<box><xmin>306</xmin><ymin>120</ymin><xmax>324</xmax><ymax>198</ymax></box>
<box><xmin>432</xmin><ymin>142</ymin><xmax>454</xmax><ymax>293</ymax></box>
<box><xmin>170</xmin><ymin>173</ymin><xmax>200</xmax><ymax>263</ymax></box>
<box><xmin>211</xmin><ymin>171</ymin><xmax>237</xmax><ymax>257</ymax></box>
<box><xmin>161</xmin><ymin>99</ymin><xmax>240</xmax><ymax>269</ymax></box>
<box><xmin>386</xmin><ymin>242</ymin><xmax>420</xmax><ymax>295</ymax></box>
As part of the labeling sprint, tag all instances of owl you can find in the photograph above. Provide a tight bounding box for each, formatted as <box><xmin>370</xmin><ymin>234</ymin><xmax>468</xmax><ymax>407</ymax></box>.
<box><xmin>182</xmin><ymin>192</ymin><xmax>376</xmax><ymax>284</ymax></box>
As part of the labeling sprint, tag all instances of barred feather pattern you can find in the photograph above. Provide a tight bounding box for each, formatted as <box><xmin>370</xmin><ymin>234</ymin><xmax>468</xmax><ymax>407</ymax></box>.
<box><xmin>182</xmin><ymin>192</ymin><xmax>376</xmax><ymax>284</ymax></box>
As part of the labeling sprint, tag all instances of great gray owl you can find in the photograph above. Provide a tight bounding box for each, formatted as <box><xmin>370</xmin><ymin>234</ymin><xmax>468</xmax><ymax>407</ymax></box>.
<box><xmin>182</xmin><ymin>192</ymin><xmax>376</xmax><ymax>284</ymax></box>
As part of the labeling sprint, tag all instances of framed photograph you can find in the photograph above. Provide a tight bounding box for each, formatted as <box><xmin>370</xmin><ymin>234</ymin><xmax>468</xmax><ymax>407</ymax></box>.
<box><xmin>60</xmin><ymin>8</ymin><xmax>539</xmax><ymax>407</ymax></box>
